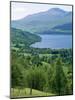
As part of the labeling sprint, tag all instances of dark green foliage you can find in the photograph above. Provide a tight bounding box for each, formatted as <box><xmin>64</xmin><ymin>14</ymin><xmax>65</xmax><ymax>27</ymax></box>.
<box><xmin>11</xmin><ymin>49</ymin><xmax>72</xmax><ymax>95</ymax></box>
<box><xmin>25</xmin><ymin>67</ymin><xmax>46</xmax><ymax>94</ymax></box>
<box><xmin>50</xmin><ymin>58</ymin><xmax>68</xmax><ymax>95</ymax></box>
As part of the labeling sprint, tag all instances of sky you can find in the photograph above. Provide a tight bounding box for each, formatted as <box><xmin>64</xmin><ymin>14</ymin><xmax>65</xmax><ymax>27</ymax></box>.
<box><xmin>11</xmin><ymin>2</ymin><xmax>72</xmax><ymax>21</ymax></box>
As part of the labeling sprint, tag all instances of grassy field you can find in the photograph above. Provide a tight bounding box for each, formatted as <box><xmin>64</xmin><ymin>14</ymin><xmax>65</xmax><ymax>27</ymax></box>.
<box><xmin>23</xmin><ymin>53</ymin><xmax>52</xmax><ymax>57</ymax></box>
<box><xmin>11</xmin><ymin>88</ymin><xmax>55</xmax><ymax>98</ymax></box>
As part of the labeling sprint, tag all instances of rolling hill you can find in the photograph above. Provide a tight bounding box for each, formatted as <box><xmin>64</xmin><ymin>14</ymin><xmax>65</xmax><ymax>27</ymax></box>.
<box><xmin>11</xmin><ymin>28</ymin><xmax>41</xmax><ymax>48</ymax></box>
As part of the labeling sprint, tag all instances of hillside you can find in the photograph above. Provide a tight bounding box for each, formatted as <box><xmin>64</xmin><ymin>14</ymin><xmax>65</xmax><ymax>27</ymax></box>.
<box><xmin>11</xmin><ymin>8</ymin><xmax>72</xmax><ymax>33</ymax></box>
<box><xmin>52</xmin><ymin>23</ymin><xmax>72</xmax><ymax>31</ymax></box>
<box><xmin>11</xmin><ymin>28</ymin><xmax>41</xmax><ymax>48</ymax></box>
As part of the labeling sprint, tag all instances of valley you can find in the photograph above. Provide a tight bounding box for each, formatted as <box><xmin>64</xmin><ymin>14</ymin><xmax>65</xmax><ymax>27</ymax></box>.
<box><xmin>11</xmin><ymin>6</ymin><xmax>73</xmax><ymax>98</ymax></box>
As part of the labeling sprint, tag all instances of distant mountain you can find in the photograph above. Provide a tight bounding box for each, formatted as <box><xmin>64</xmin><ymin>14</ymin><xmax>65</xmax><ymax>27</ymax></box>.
<box><xmin>11</xmin><ymin>8</ymin><xmax>72</xmax><ymax>34</ymax></box>
<box><xmin>47</xmin><ymin>8</ymin><xmax>67</xmax><ymax>16</ymax></box>
<box><xmin>52</xmin><ymin>23</ymin><xmax>72</xmax><ymax>31</ymax></box>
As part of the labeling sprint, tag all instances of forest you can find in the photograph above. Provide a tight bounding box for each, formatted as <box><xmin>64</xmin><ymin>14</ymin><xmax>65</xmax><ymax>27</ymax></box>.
<box><xmin>11</xmin><ymin>28</ymin><xmax>73</xmax><ymax>98</ymax></box>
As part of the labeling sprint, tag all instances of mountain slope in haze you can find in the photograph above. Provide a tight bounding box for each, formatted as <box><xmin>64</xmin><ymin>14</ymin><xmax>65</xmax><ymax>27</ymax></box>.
<box><xmin>52</xmin><ymin>23</ymin><xmax>72</xmax><ymax>31</ymax></box>
<box><xmin>11</xmin><ymin>8</ymin><xmax>72</xmax><ymax>34</ymax></box>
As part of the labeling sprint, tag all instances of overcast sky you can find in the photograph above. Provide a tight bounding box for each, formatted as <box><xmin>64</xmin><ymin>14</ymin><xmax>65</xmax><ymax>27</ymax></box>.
<box><xmin>11</xmin><ymin>2</ymin><xmax>72</xmax><ymax>21</ymax></box>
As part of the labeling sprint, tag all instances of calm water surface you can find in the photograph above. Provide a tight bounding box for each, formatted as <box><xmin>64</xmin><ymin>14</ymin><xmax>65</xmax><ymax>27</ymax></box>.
<box><xmin>31</xmin><ymin>34</ymin><xmax>72</xmax><ymax>49</ymax></box>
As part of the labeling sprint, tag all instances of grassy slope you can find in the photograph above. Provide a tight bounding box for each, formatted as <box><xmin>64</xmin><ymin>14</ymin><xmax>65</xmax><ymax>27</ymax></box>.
<box><xmin>11</xmin><ymin>88</ymin><xmax>55</xmax><ymax>98</ymax></box>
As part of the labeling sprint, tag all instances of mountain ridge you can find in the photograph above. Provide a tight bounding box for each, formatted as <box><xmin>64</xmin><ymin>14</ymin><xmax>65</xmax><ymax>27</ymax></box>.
<box><xmin>11</xmin><ymin>8</ymin><xmax>72</xmax><ymax>34</ymax></box>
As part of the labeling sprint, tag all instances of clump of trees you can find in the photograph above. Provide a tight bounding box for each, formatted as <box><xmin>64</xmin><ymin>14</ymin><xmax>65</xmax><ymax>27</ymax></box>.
<box><xmin>49</xmin><ymin>58</ymin><xmax>68</xmax><ymax>95</ymax></box>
